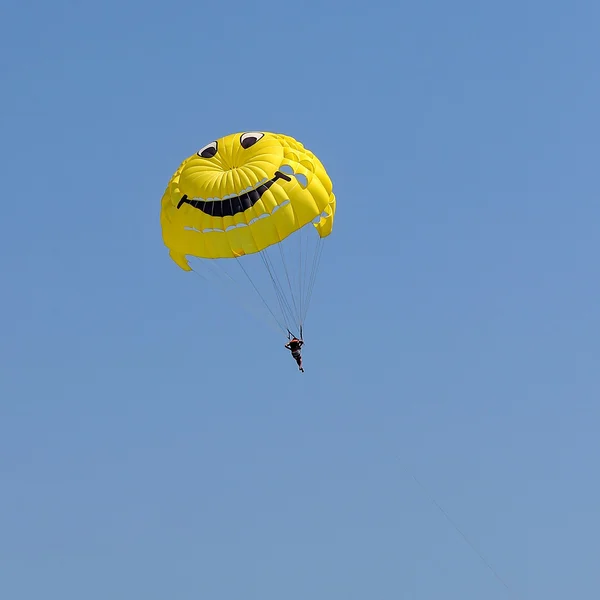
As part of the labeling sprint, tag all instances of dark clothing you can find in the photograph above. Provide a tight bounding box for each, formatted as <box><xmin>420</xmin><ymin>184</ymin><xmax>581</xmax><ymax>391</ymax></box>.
<box><xmin>285</xmin><ymin>338</ymin><xmax>304</xmax><ymax>372</ymax></box>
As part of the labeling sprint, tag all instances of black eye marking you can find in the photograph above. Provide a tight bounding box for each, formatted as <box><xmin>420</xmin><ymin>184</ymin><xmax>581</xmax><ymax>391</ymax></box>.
<box><xmin>240</xmin><ymin>132</ymin><xmax>264</xmax><ymax>149</ymax></box>
<box><xmin>197</xmin><ymin>141</ymin><xmax>218</xmax><ymax>158</ymax></box>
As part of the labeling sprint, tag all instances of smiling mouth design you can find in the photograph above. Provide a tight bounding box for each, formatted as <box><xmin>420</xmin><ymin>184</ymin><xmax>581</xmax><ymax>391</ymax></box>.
<box><xmin>177</xmin><ymin>170</ymin><xmax>292</xmax><ymax>217</ymax></box>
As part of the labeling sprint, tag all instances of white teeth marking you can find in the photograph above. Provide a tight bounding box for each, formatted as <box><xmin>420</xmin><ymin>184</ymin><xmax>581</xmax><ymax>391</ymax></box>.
<box><xmin>192</xmin><ymin>178</ymin><xmax>269</xmax><ymax>202</ymax></box>
<box><xmin>184</xmin><ymin>200</ymin><xmax>292</xmax><ymax>234</ymax></box>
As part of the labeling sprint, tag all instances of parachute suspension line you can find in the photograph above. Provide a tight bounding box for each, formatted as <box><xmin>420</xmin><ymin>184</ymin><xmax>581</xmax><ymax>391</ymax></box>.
<box><xmin>189</xmin><ymin>260</ymin><xmax>282</xmax><ymax>336</ymax></box>
<box><xmin>298</xmin><ymin>226</ymin><xmax>304</xmax><ymax>333</ymax></box>
<box><xmin>259</xmin><ymin>248</ymin><xmax>297</xmax><ymax>335</ymax></box>
<box><xmin>303</xmin><ymin>227</ymin><xmax>312</xmax><ymax>314</ymax></box>
<box><xmin>299</xmin><ymin>224</ymin><xmax>316</xmax><ymax>337</ymax></box>
<box><xmin>302</xmin><ymin>235</ymin><xmax>325</xmax><ymax>326</ymax></box>
<box><xmin>259</xmin><ymin>249</ymin><xmax>289</xmax><ymax>327</ymax></box>
<box><xmin>234</xmin><ymin>256</ymin><xmax>288</xmax><ymax>336</ymax></box>
<box><xmin>193</xmin><ymin>222</ymin><xmax>326</xmax><ymax>342</ymax></box>
<box><xmin>277</xmin><ymin>240</ymin><xmax>301</xmax><ymax>327</ymax></box>
<box><xmin>300</xmin><ymin>225</ymin><xmax>312</xmax><ymax>333</ymax></box>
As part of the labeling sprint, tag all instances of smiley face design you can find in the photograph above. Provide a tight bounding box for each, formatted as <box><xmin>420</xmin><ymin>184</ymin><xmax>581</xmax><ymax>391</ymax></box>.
<box><xmin>160</xmin><ymin>131</ymin><xmax>336</xmax><ymax>270</ymax></box>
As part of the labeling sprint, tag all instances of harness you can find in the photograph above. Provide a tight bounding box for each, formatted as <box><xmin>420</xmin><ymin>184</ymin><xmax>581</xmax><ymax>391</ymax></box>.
<box><xmin>287</xmin><ymin>330</ymin><xmax>303</xmax><ymax>362</ymax></box>
<box><xmin>287</xmin><ymin>327</ymin><xmax>303</xmax><ymax>342</ymax></box>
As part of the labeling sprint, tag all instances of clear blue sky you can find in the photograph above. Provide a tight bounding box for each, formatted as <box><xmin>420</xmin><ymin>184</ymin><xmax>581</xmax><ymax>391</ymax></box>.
<box><xmin>1</xmin><ymin>0</ymin><xmax>599</xmax><ymax>598</ymax></box>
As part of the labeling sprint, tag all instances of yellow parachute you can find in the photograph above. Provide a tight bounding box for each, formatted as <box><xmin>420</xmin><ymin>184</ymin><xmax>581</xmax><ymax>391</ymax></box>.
<box><xmin>160</xmin><ymin>131</ymin><xmax>336</xmax><ymax>338</ymax></box>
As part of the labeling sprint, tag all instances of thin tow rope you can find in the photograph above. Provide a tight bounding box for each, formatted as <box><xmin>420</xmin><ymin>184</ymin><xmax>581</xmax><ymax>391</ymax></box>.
<box><xmin>410</xmin><ymin>472</ymin><xmax>517</xmax><ymax>597</ymax></box>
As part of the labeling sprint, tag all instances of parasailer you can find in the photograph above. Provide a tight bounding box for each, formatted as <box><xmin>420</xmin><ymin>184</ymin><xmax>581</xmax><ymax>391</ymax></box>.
<box><xmin>159</xmin><ymin>131</ymin><xmax>336</xmax><ymax>367</ymax></box>
<box><xmin>285</xmin><ymin>337</ymin><xmax>304</xmax><ymax>372</ymax></box>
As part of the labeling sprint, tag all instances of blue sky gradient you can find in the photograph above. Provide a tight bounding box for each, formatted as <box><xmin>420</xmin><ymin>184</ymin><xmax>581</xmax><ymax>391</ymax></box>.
<box><xmin>1</xmin><ymin>0</ymin><xmax>599</xmax><ymax>598</ymax></box>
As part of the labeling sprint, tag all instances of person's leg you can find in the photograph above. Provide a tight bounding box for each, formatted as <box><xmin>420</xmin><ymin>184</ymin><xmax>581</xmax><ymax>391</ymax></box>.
<box><xmin>292</xmin><ymin>351</ymin><xmax>303</xmax><ymax>371</ymax></box>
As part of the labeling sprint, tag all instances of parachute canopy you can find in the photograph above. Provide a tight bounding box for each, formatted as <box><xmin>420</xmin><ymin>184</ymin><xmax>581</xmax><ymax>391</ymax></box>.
<box><xmin>160</xmin><ymin>131</ymin><xmax>336</xmax><ymax>338</ymax></box>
